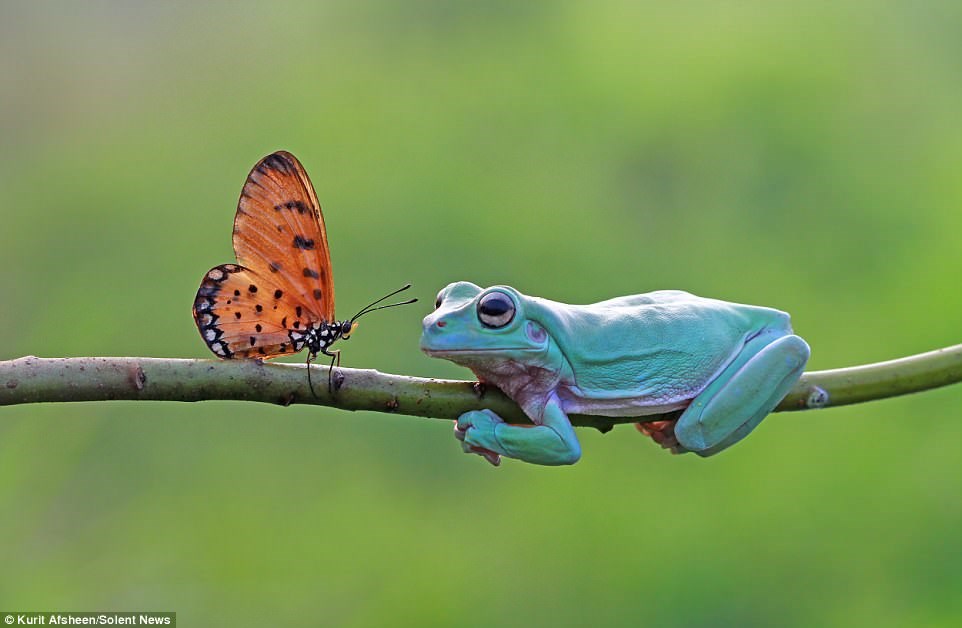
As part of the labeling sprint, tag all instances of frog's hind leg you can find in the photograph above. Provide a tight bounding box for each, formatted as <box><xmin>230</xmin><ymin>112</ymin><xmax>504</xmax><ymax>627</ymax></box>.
<box><xmin>674</xmin><ymin>333</ymin><xmax>810</xmax><ymax>457</ymax></box>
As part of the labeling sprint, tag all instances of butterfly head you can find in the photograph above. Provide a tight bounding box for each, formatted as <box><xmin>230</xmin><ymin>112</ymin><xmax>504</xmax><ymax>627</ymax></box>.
<box><xmin>340</xmin><ymin>320</ymin><xmax>358</xmax><ymax>340</ymax></box>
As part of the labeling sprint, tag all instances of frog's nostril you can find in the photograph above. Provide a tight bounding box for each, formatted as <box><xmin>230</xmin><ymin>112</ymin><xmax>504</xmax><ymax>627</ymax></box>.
<box><xmin>436</xmin><ymin>320</ymin><xmax>447</xmax><ymax>328</ymax></box>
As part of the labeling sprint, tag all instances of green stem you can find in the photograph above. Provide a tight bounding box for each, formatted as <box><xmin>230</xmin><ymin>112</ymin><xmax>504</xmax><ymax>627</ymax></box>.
<box><xmin>777</xmin><ymin>343</ymin><xmax>962</xmax><ymax>411</ymax></box>
<box><xmin>1</xmin><ymin>344</ymin><xmax>960</xmax><ymax>431</ymax></box>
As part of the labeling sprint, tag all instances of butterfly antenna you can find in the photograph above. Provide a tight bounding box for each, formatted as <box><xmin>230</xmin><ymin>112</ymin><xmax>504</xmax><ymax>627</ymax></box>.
<box><xmin>349</xmin><ymin>283</ymin><xmax>418</xmax><ymax>322</ymax></box>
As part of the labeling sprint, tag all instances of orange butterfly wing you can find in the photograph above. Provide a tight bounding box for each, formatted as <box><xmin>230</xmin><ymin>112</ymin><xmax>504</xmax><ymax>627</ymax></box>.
<box><xmin>194</xmin><ymin>264</ymin><xmax>318</xmax><ymax>358</ymax></box>
<box><xmin>193</xmin><ymin>151</ymin><xmax>335</xmax><ymax>360</ymax></box>
<box><xmin>233</xmin><ymin>151</ymin><xmax>335</xmax><ymax>320</ymax></box>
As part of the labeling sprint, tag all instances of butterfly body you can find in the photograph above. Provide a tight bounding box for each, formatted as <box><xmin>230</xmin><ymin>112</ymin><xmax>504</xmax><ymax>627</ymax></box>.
<box><xmin>193</xmin><ymin>151</ymin><xmax>413</xmax><ymax>381</ymax></box>
<box><xmin>290</xmin><ymin>319</ymin><xmax>352</xmax><ymax>357</ymax></box>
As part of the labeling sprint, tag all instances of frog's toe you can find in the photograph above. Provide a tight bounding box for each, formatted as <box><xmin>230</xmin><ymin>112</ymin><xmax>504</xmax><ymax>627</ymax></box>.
<box><xmin>456</xmin><ymin>409</ymin><xmax>503</xmax><ymax>434</ymax></box>
<box><xmin>463</xmin><ymin>443</ymin><xmax>501</xmax><ymax>466</ymax></box>
<box><xmin>636</xmin><ymin>419</ymin><xmax>686</xmax><ymax>454</ymax></box>
<box><xmin>456</xmin><ymin>410</ymin><xmax>506</xmax><ymax>465</ymax></box>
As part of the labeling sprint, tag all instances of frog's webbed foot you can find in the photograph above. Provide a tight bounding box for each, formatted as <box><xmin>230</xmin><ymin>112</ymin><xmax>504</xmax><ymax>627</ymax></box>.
<box><xmin>454</xmin><ymin>398</ymin><xmax>582</xmax><ymax>466</ymax></box>
<box><xmin>636</xmin><ymin>420</ymin><xmax>687</xmax><ymax>455</ymax></box>
<box><xmin>455</xmin><ymin>410</ymin><xmax>503</xmax><ymax>466</ymax></box>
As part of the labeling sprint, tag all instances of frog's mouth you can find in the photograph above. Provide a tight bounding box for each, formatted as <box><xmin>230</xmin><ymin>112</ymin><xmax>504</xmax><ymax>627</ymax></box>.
<box><xmin>421</xmin><ymin>347</ymin><xmax>540</xmax><ymax>356</ymax></box>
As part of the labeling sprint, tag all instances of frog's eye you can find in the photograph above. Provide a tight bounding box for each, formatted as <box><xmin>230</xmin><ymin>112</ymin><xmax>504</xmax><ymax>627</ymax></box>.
<box><xmin>477</xmin><ymin>291</ymin><xmax>515</xmax><ymax>328</ymax></box>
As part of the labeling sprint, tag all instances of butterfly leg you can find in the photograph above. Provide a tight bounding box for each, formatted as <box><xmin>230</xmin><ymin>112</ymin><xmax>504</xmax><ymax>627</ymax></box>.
<box><xmin>305</xmin><ymin>351</ymin><xmax>320</xmax><ymax>398</ymax></box>
<box><xmin>322</xmin><ymin>347</ymin><xmax>342</xmax><ymax>394</ymax></box>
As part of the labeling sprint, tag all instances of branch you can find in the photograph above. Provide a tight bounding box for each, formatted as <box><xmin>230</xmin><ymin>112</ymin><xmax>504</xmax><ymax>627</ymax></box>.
<box><xmin>1</xmin><ymin>344</ymin><xmax>960</xmax><ymax>431</ymax></box>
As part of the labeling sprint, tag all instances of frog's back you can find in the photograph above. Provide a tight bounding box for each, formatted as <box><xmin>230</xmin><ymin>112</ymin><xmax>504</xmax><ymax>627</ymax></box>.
<box><xmin>526</xmin><ymin>290</ymin><xmax>791</xmax><ymax>408</ymax></box>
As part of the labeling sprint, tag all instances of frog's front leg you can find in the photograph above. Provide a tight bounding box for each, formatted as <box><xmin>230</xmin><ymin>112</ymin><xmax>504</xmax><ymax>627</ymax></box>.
<box><xmin>455</xmin><ymin>395</ymin><xmax>582</xmax><ymax>466</ymax></box>
<box><xmin>672</xmin><ymin>332</ymin><xmax>810</xmax><ymax>457</ymax></box>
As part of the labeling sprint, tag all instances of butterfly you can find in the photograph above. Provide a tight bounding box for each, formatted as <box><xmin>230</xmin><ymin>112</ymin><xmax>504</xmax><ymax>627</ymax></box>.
<box><xmin>193</xmin><ymin>150</ymin><xmax>416</xmax><ymax>393</ymax></box>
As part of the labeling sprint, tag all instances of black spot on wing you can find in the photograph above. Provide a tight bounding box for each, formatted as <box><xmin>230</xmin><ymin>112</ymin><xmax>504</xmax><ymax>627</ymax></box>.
<box><xmin>293</xmin><ymin>235</ymin><xmax>315</xmax><ymax>250</ymax></box>
<box><xmin>303</xmin><ymin>267</ymin><xmax>319</xmax><ymax>279</ymax></box>
<box><xmin>274</xmin><ymin>200</ymin><xmax>309</xmax><ymax>214</ymax></box>
<box><xmin>269</xmin><ymin>261</ymin><xmax>282</xmax><ymax>273</ymax></box>
<box><xmin>313</xmin><ymin>289</ymin><xmax>322</xmax><ymax>300</ymax></box>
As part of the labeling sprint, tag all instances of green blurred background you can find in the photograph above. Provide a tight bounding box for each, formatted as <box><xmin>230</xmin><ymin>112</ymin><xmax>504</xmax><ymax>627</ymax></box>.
<box><xmin>1</xmin><ymin>2</ymin><xmax>960</xmax><ymax>626</ymax></box>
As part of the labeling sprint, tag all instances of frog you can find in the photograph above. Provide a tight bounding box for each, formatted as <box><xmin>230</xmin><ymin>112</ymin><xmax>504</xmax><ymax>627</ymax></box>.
<box><xmin>420</xmin><ymin>282</ymin><xmax>810</xmax><ymax>466</ymax></box>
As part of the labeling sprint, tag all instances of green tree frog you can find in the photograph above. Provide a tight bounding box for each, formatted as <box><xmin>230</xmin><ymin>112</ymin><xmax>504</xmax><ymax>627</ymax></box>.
<box><xmin>420</xmin><ymin>282</ymin><xmax>810</xmax><ymax>466</ymax></box>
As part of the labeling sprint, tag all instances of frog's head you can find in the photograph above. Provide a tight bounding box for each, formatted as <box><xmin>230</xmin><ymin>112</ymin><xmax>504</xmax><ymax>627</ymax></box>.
<box><xmin>420</xmin><ymin>282</ymin><xmax>551</xmax><ymax>365</ymax></box>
